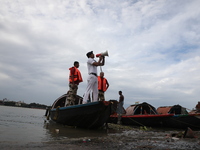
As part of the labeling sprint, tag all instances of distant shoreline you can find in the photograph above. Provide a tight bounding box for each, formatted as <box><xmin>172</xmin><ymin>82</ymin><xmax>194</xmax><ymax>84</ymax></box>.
<box><xmin>0</xmin><ymin>105</ymin><xmax>46</xmax><ymax>110</ymax></box>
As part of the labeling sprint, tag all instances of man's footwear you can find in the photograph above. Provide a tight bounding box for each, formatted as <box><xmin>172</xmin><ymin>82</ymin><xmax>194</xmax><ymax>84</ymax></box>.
<box><xmin>82</xmin><ymin>101</ymin><xmax>87</xmax><ymax>104</ymax></box>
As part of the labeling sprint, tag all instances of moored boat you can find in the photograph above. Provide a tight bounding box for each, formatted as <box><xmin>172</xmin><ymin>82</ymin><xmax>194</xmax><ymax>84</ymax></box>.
<box><xmin>109</xmin><ymin>102</ymin><xmax>173</xmax><ymax>127</ymax></box>
<box><xmin>157</xmin><ymin>105</ymin><xmax>200</xmax><ymax>130</ymax></box>
<box><xmin>46</xmin><ymin>94</ymin><xmax>113</xmax><ymax>129</ymax></box>
<box><xmin>163</xmin><ymin>113</ymin><xmax>200</xmax><ymax>130</ymax></box>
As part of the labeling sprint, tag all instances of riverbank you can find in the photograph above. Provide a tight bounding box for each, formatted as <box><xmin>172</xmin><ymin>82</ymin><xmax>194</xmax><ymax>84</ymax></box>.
<box><xmin>1</xmin><ymin>123</ymin><xmax>200</xmax><ymax>150</ymax></box>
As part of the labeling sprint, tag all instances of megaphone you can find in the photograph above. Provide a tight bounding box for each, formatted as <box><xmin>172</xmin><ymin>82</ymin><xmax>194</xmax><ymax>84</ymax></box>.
<box><xmin>96</xmin><ymin>50</ymin><xmax>109</xmax><ymax>57</ymax></box>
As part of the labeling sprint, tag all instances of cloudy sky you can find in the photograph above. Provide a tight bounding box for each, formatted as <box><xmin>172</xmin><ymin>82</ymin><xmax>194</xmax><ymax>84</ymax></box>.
<box><xmin>0</xmin><ymin>0</ymin><xmax>200</xmax><ymax>110</ymax></box>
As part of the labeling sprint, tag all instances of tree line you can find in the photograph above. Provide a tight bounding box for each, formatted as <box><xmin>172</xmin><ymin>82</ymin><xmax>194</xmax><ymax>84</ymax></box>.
<box><xmin>1</xmin><ymin>99</ymin><xmax>48</xmax><ymax>109</ymax></box>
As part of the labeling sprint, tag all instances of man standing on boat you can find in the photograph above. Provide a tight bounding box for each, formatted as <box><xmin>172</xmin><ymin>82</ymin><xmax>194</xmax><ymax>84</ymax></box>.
<box><xmin>66</xmin><ymin>61</ymin><xmax>83</xmax><ymax>106</ymax></box>
<box><xmin>117</xmin><ymin>91</ymin><xmax>124</xmax><ymax>124</ymax></box>
<box><xmin>196</xmin><ymin>102</ymin><xmax>200</xmax><ymax>112</ymax></box>
<box><xmin>98</xmin><ymin>72</ymin><xmax>109</xmax><ymax>101</ymax></box>
<box><xmin>82</xmin><ymin>51</ymin><xmax>105</xmax><ymax>104</ymax></box>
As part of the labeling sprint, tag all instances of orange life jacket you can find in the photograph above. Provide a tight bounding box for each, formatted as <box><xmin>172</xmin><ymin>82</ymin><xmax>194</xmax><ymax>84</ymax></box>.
<box><xmin>98</xmin><ymin>76</ymin><xmax>107</xmax><ymax>92</ymax></box>
<box><xmin>69</xmin><ymin>67</ymin><xmax>83</xmax><ymax>83</ymax></box>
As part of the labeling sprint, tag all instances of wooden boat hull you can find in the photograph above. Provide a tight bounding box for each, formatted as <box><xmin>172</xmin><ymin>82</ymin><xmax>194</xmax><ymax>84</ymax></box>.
<box><xmin>109</xmin><ymin>114</ymin><xmax>173</xmax><ymax>127</ymax></box>
<box><xmin>49</xmin><ymin>95</ymin><xmax>112</xmax><ymax>129</ymax></box>
<box><xmin>162</xmin><ymin>114</ymin><xmax>200</xmax><ymax>130</ymax></box>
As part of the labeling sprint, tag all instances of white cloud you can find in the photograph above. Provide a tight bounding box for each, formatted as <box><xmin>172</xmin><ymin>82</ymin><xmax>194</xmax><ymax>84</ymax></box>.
<box><xmin>0</xmin><ymin>0</ymin><xmax>200</xmax><ymax>110</ymax></box>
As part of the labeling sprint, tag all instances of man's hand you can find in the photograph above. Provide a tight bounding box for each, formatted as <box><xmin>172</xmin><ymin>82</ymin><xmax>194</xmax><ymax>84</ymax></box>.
<box><xmin>99</xmin><ymin>55</ymin><xmax>103</xmax><ymax>61</ymax></box>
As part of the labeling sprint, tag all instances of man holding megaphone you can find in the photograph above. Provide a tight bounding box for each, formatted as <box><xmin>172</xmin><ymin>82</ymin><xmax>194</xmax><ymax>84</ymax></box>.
<box><xmin>82</xmin><ymin>51</ymin><xmax>106</xmax><ymax>104</ymax></box>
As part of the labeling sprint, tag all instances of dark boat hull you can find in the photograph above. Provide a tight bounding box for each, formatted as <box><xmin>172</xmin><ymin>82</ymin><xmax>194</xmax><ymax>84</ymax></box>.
<box><xmin>109</xmin><ymin>114</ymin><xmax>173</xmax><ymax>127</ymax></box>
<box><xmin>50</xmin><ymin>100</ymin><xmax>112</xmax><ymax>129</ymax></box>
<box><xmin>162</xmin><ymin>114</ymin><xmax>200</xmax><ymax>130</ymax></box>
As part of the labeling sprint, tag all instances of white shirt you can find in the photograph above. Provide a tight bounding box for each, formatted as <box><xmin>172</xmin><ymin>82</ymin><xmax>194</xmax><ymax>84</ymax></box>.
<box><xmin>87</xmin><ymin>58</ymin><xmax>97</xmax><ymax>74</ymax></box>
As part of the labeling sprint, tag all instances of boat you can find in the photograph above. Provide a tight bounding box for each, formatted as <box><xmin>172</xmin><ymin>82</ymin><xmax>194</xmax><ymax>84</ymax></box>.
<box><xmin>46</xmin><ymin>94</ymin><xmax>113</xmax><ymax>129</ymax></box>
<box><xmin>109</xmin><ymin>102</ymin><xmax>173</xmax><ymax>127</ymax></box>
<box><xmin>157</xmin><ymin>105</ymin><xmax>200</xmax><ymax>130</ymax></box>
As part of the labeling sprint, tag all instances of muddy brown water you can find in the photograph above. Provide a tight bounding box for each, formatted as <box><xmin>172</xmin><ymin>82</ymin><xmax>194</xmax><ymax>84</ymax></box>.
<box><xmin>1</xmin><ymin>105</ymin><xmax>200</xmax><ymax>150</ymax></box>
<box><xmin>0</xmin><ymin>106</ymin><xmax>120</xmax><ymax>144</ymax></box>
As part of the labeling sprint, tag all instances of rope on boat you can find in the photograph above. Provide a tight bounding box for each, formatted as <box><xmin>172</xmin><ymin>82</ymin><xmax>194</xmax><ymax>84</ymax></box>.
<box><xmin>182</xmin><ymin>106</ymin><xmax>193</xmax><ymax>112</ymax></box>
<box><xmin>88</xmin><ymin>102</ymin><xmax>110</xmax><ymax>128</ymax></box>
<box><xmin>169</xmin><ymin>116</ymin><xmax>200</xmax><ymax>128</ymax></box>
<box><xmin>72</xmin><ymin>110</ymin><xmax>100</xmax><ymax>128</ymax></box>
<box><xmin>44</xmin><ymin>107</ymin><xmax>51</xmax><ymax>120</ymax></box>
<box><xmin>47</xmin><ymin>107</ymin><xmax>50</xmax><ymax>120</ymax></box>
<box><xmin>127</xmin><ymin>117</ymin><xmax>146</xmax><ymax>127</ymax></box>
<box><xmin>88</xmin><ymin>112</ymin><xmax>103</xmax><ymax>128</ymax></box>
<box><xmin>53</xmin><ymin>106</ymin><xmax>60</xmax><ymax>120</ymax></box>
<box><xmin>67</xmin><ymin>101</ymin><xmax>111</xmax><ymax>129</ymax></box>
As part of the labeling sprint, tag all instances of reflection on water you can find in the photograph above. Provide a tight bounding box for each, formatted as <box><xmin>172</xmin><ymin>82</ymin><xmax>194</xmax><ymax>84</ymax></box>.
<box><xmin>43</xmin><ymin>120</ymin><xmax>109</xmax><ymax>140</ymax></box>
<box><xmin>0</xmin><ymin>106</ymin><xmax>47</xmax><ymax>144</ymax></box>
<box><xmin>0</xmin><ymin>106</ymin><xmax>120</xmax><ymax>145</ymax></box>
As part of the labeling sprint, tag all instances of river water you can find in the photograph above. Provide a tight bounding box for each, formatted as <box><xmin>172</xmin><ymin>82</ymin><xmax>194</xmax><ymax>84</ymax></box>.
<box><xmin>0</xmin><ymin>105</ymin><xmax>110</xmax><ymax>146</ymax></box>
<box><xmin>1</xmin><ymin>106</ymin><xmax>200</xmax><ymax>150</ymax></box>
